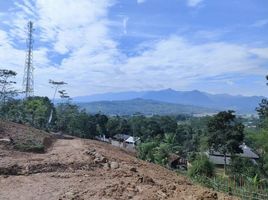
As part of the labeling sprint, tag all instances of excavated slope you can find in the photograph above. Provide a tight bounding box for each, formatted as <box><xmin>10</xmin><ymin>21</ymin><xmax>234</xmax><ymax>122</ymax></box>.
<box><xmin>0</xmin><ymin>121</ymin><xmax>238</xmax><ymax>200</ymax></box>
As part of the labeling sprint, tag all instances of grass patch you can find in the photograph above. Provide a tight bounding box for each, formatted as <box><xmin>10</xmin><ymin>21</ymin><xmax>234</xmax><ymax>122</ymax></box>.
<box><xmin>14</xmin><ymin>139</ymin><xmax>45</xmax><ymax>153</ymax></box>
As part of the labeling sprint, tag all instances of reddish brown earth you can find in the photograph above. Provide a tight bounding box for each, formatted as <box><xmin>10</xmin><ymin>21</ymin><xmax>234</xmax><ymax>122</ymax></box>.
<box><xmin>0</xmin><ymin>121</ymin><xmax>238</xmax><ymax>200</ymax></box>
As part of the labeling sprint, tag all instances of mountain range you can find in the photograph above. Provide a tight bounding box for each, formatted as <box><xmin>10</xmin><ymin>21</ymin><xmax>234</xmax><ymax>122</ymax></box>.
<box><xmin>77</xmin><ymin>98</ymin><xmax>217</xmax><ymax>116</ymax></box>
<box><xmin>73</xmin><ymin>89</ymin><xmax>265</xmax><ymax>114</ymax></box>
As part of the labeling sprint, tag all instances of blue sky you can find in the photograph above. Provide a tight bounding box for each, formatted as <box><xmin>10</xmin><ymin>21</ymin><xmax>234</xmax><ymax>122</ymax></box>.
<box><xmin>0</xmin><ymin>0</ymin><xmax>268</xmax><ymax>97</ymax></box>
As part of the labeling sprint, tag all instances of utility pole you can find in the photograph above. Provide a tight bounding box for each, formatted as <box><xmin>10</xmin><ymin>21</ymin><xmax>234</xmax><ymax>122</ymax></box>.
<box><xmin>48</xmin><ymin>80</ymin><xmax>67</xmax><ymax>124</ymax></box>
<box><xmin>23</xmin><ymin>21</ymin><xmax>34</xmax><ymax>98</ymax></box>
<box><xmin>58</xmin><ymin>90</ymin><xmax>71</xmax><ymax>102</ymax></box>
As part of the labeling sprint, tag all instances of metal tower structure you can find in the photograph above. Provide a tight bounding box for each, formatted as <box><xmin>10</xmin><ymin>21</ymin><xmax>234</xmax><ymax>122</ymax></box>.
<box><xmin>23</xmin><ymin>21</ymin><xmax>34</xmax><ymax>98</ymax></box>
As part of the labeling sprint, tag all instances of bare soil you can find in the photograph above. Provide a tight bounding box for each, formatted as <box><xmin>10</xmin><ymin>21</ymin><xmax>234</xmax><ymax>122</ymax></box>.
<box><xmin>0</xmin><ymin>121</ymin><xmax>238</xmax><ymax>200</ymax></box>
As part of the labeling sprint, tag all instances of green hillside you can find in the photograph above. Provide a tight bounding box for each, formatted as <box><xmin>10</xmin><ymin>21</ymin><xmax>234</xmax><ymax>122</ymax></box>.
<box><xmin>77</xmin><ymin>98</ymin><xmax>216</xmax><ymax>116</ymax></box>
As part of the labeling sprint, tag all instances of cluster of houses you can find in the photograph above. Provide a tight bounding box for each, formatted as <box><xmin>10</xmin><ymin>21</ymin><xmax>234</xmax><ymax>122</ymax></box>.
<box><xmin>96</xmin><ymin>134</ymin><xmax>259</xmax><ymax>170</ymax></box>
<box><xmin>96</xmin><ymin>134</ymin><xmax>140</xmax><ymax>152</ymax></box>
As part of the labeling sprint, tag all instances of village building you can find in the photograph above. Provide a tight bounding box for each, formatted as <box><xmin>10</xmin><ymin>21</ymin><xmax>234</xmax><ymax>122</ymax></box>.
<box><xmin>205</xmin><ymin>143</ymin><xmax>259</xmax><ymax>166</ymax></box>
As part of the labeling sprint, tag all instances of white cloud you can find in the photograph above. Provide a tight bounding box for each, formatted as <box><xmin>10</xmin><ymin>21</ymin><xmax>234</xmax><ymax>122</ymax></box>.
<box><xmin>1</xmin><ymin>0</ymin><xmax>117</xmax><ymax>96</ymax></box>
<box><xmin>250</xmin><ymin>48</ymin><xmax>268</xmax><ymax>59</ymax></box>
<box><xmin>0</xmin><ymin>0</ymin><xmax>267</xmax><ymax>97</ymax></box>
<box><xmin>0</xmin><ymin>30</ymin><xmax>26</xmax><ymax>89</ymax></box>
<box><xmin>119</xmin><ymin>36</ymin><xmax>267</xmax><ymax>91</ymax></box>
<box><xmin>187</xmin><ymin>0</ymin><xmax>204</xmax><ymax>7</ymax></box>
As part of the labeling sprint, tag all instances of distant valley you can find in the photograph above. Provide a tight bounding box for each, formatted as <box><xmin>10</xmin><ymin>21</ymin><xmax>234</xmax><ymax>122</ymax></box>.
<box><xmin>73</xmin><ymin>89</ymin><xmax>265</xmax><ymax>115</ymax></box>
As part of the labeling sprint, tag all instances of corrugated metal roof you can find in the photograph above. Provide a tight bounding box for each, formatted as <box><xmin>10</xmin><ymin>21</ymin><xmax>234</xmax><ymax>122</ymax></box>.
<box><xmin>206</xmin><ymin>144</ymin><xmax>259</xmax><ymax>165</ymax></box>
<box><xmin>114</xmin><ymin>134</ymin><xmax>130</xmax><ymax>141</ymax></box>
<box><xmin>125</xmin><ymin>136</ymin><xmax>140</xmax><ymax>143</ymax></box>
<box><xmin>208</xmin><ymin>144</ymin><xmax>259</xmax><ymax>159</ymax></box>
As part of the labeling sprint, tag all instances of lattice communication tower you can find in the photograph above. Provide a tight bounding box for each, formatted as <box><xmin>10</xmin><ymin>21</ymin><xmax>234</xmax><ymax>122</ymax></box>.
<box><xmin>23</xmin><ymin>21</ymin><xmax>34</xmax><ymax>98</ymax></box>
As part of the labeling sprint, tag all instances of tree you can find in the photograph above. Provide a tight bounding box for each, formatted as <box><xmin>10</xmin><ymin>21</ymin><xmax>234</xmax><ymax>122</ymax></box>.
<box><xmin>229</xmin><ymin>155</ymin><xmax>260</xmax><ymax>178</ymax></box>
<box><xmin>55</xmin><ymin>103</ymin><xmax>98</xmax><ymax>138</ymax></box>
<box><xmin>153</xmin><ymin>143</ymin><xmax>170</xmax><ymax>165</ymax></box>
<box><xmin>129</xmin><ymin>115</ymin><xmax>147</xmax><ymax>137</ymax></box>
<box><xmin>48</xmin><ymin>79</ymin><xmax>67</xmax><ymax>124</ymax></box>
<box><xmin>144</xmin><ymin>119</ymin><xmax>164</xmax><ymax>139</ymax></box>
<box><xmin>55</xmin><ymin>103</ymin><xmax>80</xmax><ymax>132</ymax></box>
<box><xmin>252</xmin><ymin>74</ymin><xmax>268</xmax><ymax>175</ymax></box>
<box><xmin>95</xmin><ymin>113</ymin><xmax>108</xmax><ymax>136</ymax></box>
<box><xmin>256</xmin><ymin>99</ymin><xmax>268</xmax><ymax>127</ymax></box>
<box><xmin>207</xmin><ymin>110</ymin><xmax>244</xmax><ymax>174</ymax></box>
<box><xmin>152</xmin><ymin>115</ymin><xmax>177</xmax><ymax>133</ymax></box>
<box><xmin>175</xmin><ymin>124</ymin><xmax>200</xmax><ymax>156</ymax></box>
<box><xmin>23</xmin><ymin>97</ymin><xmax>54</xmax><ymax>129</ymax></box>
<box><xmin>137</xmin><ymin>141</ymin><xmax>159</xmax><ymax>162</ymax></box>
<box><xmin>188</xmin><ymin>154</ymin><xmax>215</xmax><ymax>178</ymax></box>
<box><xmin>248</xmin><ymin>129</ymin><xmax>268</xmax><ymax>176</ymax></box>
<box><xmin>256</xmin><ymin>75</ymin><xmax>268</xmax><ymax>127</ymax></box>
<box><xmin>0</xmin><ymin>99</ymin><xmax>24</xmax><ymax>121</ymax></box>
<box><xmin>0</xmin><ymin>97</ymin><xmax>55</xmax><ymax>129</ymax></box>
<box><xmin>106</xmin><ymin>116</ymin><xmax>121</xmax><ymax>137</ymax></box>
<box><xmin>0</xmin><ymin>69</ymin><xmax>17</xmax><ymax>105</ymax></box>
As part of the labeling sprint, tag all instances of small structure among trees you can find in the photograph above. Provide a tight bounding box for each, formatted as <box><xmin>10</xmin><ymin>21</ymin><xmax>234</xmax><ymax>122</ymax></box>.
<box><xmin>205</xmin><ymin>143</ymin><xmax>259</xmax><ymax>166</ymax></box>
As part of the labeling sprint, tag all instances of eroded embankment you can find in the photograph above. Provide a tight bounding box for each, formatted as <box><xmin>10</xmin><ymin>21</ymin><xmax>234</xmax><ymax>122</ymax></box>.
<box><xmin>0</xmin><ymin>137</ymin><xmax>238</xmax><ymax>200</ymax></box>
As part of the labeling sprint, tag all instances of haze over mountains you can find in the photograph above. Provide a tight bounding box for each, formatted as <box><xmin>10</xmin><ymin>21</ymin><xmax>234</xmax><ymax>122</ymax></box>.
<box><xmin>77</xmin><ymin>98</ymin><xmax>217</xmax><ymax>116</ymax></box>
<box><xmin>73</xmin><ymin>89</ymin><xmax>264</xmax><ymax>115</ymax></box>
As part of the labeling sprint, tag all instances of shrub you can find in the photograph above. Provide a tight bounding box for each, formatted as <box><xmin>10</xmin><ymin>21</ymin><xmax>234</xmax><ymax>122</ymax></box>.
<box><xmin>14</xmin><ymin>139</ymin><xmax>45</xmax><ymax>153</ymax></box>
<box><xmin>153</xmin><ymin>143</ymin><xmax>170</xmax><ymax>165</ymax></box>
<box><xmin>188</xmin><ymin>154</ymin><xmax>215</xmax><ymax>178</ymax></box>
<box><xmin>137</xmin><ymin>141</ymin><xmax>159</xmax><ymax>162</ymax></box>
<box><xmin>229</xmin><ymin>156</ymin><xmax>260</xmax><ymax>179</ymax></box>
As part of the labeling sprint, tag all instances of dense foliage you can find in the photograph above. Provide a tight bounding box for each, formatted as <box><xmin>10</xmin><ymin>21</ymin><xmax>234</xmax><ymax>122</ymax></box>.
<box><xmin>229</xmin><ymin>156</ymin><xmax>260</xmax><ymax>178</ymax></box>
<box><xmin>188</xmin><ymin>154</ymin><xmax>215</xmax><ymax>178</ymax></box>
<box><xmin>0</xmin><ymin>97</ymin><xmax>55</xmax><ymax>129</ymax></box>
<box><xmin>0</xmin><ymin>69</ymin><xmax>17</xmax><ymax>105</ymax></box>
<box><xmin>206</xmin><ymin>110</ymin><xmax>245</xmax><ymax>172</ymax></box>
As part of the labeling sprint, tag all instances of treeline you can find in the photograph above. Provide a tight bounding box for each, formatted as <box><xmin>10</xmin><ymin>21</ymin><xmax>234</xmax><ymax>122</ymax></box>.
<box><xmin>0</xmin><ymin>96</ymin><xmax>191</xmax><ymax>139</ymax></box>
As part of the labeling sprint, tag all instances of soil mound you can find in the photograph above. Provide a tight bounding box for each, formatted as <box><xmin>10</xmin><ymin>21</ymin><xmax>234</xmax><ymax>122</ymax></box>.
<box><xmin>0</xmin><ymin>120</ymin><xmax>54</xmax><ymax>153</ymax></box>
<box><xmin>0</xmin><ymin>122</ymin><xmax>238</xmax><ymax>200</ymax></box>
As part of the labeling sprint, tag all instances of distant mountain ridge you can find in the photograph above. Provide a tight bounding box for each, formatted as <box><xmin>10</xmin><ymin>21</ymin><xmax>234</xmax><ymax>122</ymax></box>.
<box><xmin>73</xmin><ymin>89</ymin><xmax>265</xmax><ymax>114</ymax></box>
<box><xmin>77</xmin><ymin>98</ymin><xmax>217</xmax><ymax>116</ymax></box>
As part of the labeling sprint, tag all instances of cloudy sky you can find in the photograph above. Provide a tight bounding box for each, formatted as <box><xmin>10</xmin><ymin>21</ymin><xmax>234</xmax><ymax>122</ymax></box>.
<box><xmin>0</xmin><ymin>0</ymin><xmax>268</xmax><ymax>97</ymax></box>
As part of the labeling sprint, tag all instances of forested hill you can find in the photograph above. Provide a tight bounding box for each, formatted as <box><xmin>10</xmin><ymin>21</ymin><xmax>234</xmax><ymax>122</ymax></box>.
<box><xmin>77</xmin><ymin>98</ymin><xmax>217</xmax><ymax>116</ymax></box>
<box><xmin>73</xmin><ymin>89</ymin><xmax>264</xmax><ymax>114</ymax></box>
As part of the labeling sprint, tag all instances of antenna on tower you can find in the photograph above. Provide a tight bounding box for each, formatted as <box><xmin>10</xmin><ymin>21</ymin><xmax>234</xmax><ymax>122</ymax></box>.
<box><xmin>23</xmin><ymin>21</ymin><xmax>34</xmax><ymax>98</ymax></box>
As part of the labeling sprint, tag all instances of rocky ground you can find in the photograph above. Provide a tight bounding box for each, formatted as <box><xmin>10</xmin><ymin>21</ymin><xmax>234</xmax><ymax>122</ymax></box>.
<box><xmin>0</xmin><ymin>122</ymin><xmax>238</xmax><ymax>200</ymax></box>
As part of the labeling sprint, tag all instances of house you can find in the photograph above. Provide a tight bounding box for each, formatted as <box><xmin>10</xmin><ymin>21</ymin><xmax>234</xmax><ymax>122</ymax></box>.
<box><xmin>125</xmin><ymin>136</ymin><xmax>140</xmax><ymax>146</ymax></box>
<box><xmin>113</xmin><ymin>134</ymin><xmax>140</xmax><ymax>146</ymax></box>
<box><xmin>95</xmin><ymin>135</ymin><xmax>110</xmax><ymax>143</ymax></box>
<box><xmin>167</xmin><ymin>153</ymin><xmax>187</xmax><ymax>170</ymax></box>
<box><xmin>113</xmin><ymin>134</ymin><xmax>131</xmax><ymax>142</ymax></box>
<box><xmin>205</xmin><ymin>143</ymin><xmax>259</xmax><ymax>166</ymax></box>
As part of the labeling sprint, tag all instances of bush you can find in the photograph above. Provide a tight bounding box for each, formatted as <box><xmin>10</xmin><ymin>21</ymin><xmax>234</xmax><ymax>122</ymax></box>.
<box><xmin>14</xmin><ymin>139</ymin><xmax>45</xmax><ymax>153</ymax></box>
<box><xmin>153</xmin><ymin>143</ymin><xmax>170</xmax><ymax>165</ymax></box>
<box><xmin>188</xmin><ymin>154</ymin><xmax>215</xmax><ymax>178</ymax></box>
<box><xmin>137</xmin><ymin>141</ymin><xmax>159</xmax><ymax>162</ymax></box>
<box><xmin>229</xmin><ymin>155</ymin><xmax>260</xmax><ymax>178</ymax></box>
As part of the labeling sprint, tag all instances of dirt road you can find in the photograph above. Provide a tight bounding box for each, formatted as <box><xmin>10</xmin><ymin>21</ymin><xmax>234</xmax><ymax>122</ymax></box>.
<box><xmin>0</xmin><ymin>138</ymin><xmax>237</xmax><ymax>200</ymax></box>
